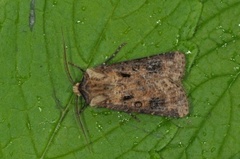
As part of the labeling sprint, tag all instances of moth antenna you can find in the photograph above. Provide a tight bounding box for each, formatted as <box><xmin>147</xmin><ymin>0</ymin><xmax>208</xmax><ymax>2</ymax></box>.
<box><xmin>68</xmin><ymin>62</ymin><xmax>85</xmax><ymax>73</ymax></box>
<box><xmin>75</xmin><ymin>96</ymin><xmax>93</xmax><ymax>151</ymax></box>
<box><xmin>103</xmin><ymin>42</ymin><xmax>127</xmax><ymax>65</ymax></box>
<box><xmin>61</xmin><ymin>30</ymin><xmax>75</xmax><ymax>85</ymax></box>
<box><xmin>61</xmin><ymin>30</ymin><xmax>92</xmax><ymax>150</ymax></box>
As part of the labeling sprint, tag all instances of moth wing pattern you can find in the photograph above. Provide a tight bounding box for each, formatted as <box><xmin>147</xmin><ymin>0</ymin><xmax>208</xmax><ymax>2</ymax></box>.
<box><xmin>99</xmin><ymin>51</ymin><xmax>186</xmax><ymax>83</ymax></box>
<box><xmin>79</xmin><ymin>52</ymin><xmax>188</xmax><ymax>117</ymax></box>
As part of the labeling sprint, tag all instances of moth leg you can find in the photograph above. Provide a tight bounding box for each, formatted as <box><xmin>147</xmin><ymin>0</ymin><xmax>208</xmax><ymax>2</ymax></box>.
<box><xmin>76</xmin><ymin>97</ymin><xmax>88</xmax><ymax>115</ymax></box>
<box><xmin>103</xmin><ymin>42</ymin><xmax>127</xmax><ymax>65</ymax></box>
<box><xmin>130</xmin><ymin>113</ymin><xmax>141</xmax><ymax>122</ymax></box>
<box><xmin>68</xmin><ymin>62</ymin><xmax>85</xmax><ymax>73</ymax></box>
<box><xmin>74</xmin><ymin>96</ymin><xmax>93</xmax><ymax>151</ymax></box>
<box><xmin>52</xmin><ymin>90</ymin><xmax>64</xmax><ymax>111</ymax></box>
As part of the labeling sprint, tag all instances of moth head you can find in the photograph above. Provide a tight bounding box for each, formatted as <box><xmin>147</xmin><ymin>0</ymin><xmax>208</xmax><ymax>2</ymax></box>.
<box><xmin>73</xmin><ymin>83</ymin><xmax>81</xmax><ymax>96</ymax></box>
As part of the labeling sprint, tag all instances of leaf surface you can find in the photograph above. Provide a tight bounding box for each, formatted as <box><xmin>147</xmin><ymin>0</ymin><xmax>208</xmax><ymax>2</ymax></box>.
<box><xmin>0</xmin><ymin>0</ymin><xmax>240</xmax><ymax>159</ymax></box>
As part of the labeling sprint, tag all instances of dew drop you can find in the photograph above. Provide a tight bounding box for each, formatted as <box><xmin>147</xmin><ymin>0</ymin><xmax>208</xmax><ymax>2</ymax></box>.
<box><xmin>81</xmin><ymin>6</ymin><xmax>86</xmax><ymax>11</ymax></box>
<box><xmin>38</xmin><ymin>106</ymin><xmax>42</xmax><ymax>112</ymax></box>
<box><xmin>76</xmin><ymin>18</ymin><xmax>86</xmax><ymax>24</ymax></box>
<box><xmin>233</xmin><ymin>66</ymin><xmax>239</xmax><ymax>71</ymax></box>
<box><xmin>18</xmin><ymin>80</ymin><xmax>22</xmax><ymax>86</ymax></box>
<box><xmin>103</xmin><ymin>111</ymin><xmax>112</xmax><ymax>116</ymax></box>
<box><xmin>216</xmin><ymin>25</ymin><xmax>223</xmax><ymax>29</ymax></box>
<box><xmin>156</xmin><ymin>19</ymin><xmax>161</xmax><ymax>25</ymax></box>
<box><xmin>52</xmin><ymin>1</ymin><xmax>57</xmax><ymax>6</ymax></box>
<box><xmin>158</xmin><ymin>31</ymin><xmax>162</xmax><ymax>35</ymax></box>
<box><xmin>90</xmin><ymin>110</ymin><xmax>98</xmax><ymax>117</ymax></box>
<box><xmin>141</xmin><ymin>42</ymin><xmax>146</xmax><ymax>47</ymax></box>
<box><xmin>37</xmin><ymin>96</ymin><xmax>41</xmax><ymax>103</ymax></box>
<box><xmin>123</xmin><ymin>27</ymin><xmax>131</xmax><ymax>34</ymax></box>
<box><xmin>211</xmin><ymin>147</ymin><xmax>216</xmax><ymax>152</ymax></box>
<box><xmin>193</xmin><ymin>113</ymin><xmax>199</xmax><ymax>117</ymax></box>
<box><xmin>96</xmin><ymin>121</ymin><xmax>103</xmax><ymax>132</ymax></box>
<box><xmin>27</xmin><ymin>122</ymin><xmax>31</xmax><ymax>130</ymax></box>
<box><xmin>174</xmin><ymin>34</ymin><xmax>180</xmax><ymax>46</ymax></box>
<box><xmin>202</xmin><ymin>141</ymin><xmax>207</xmax><ymax>145</ymax></box>
<box><xmin>133</xmin><ymin>136</ymin><xmax>139</xmax><ymax>145</ymax></box>
<box><xmin>157</xmin><ymin>121</ymin><xmax>163</xmax><ymax>127</ymax></box>
<box><xmin>202</xmin><ymin>131</ymin><xmax>207</xmax><ymax>136</ymax></box>
<box><xmin>230</xmin><ymin>57</ymin><xmax>236</xmax><ymax>61</ymax></box>
<box><xmin>178</xmin><ymin>141</ymin><xmax>183</xmax><ymax>147</ymax></box>
<box><xmin>155</xmin><ymin>43</ymin><xmax>160</xmax><ymax>48</ymax></box>
<box><xmin>118</xmin><ymin>113</ymin><xmax>129</xmax><ymax>125</ymax></box>
<box><xmin>222</xmin><ymin>43</ymin><xmax>227</xmax><ymax>47</ymax></box>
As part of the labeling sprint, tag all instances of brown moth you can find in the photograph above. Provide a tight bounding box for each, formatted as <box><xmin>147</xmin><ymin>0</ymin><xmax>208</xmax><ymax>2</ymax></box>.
<box><xmin>67</xmin><ymin>44</ymin><xmax>189</xmax><ymax>118</ymax></box>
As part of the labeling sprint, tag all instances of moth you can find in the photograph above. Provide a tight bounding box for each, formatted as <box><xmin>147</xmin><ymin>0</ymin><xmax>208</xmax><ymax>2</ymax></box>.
<box><xmin>64</xmin><ymin>42</ymin><xmax>189</xmax><ymax>118</ymax></box>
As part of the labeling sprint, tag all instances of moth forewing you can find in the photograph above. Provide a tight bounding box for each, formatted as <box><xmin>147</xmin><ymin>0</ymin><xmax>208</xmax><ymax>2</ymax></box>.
<box><xmin>75</xmin><ymin>52</ymin><xmax>189</xmax><ymax>117</ymax></box>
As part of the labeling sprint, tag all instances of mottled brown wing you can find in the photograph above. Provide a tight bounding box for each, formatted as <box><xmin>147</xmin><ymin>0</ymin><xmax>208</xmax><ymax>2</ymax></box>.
<box><xmin>102</xmin><ymin>51</ymin><xmax>186</xmax><ymax>82</ymax></box>
<box><xmin>80</xmin><ymin>52</ymin><xmax>188</xmax><ymax>117</ymax></box>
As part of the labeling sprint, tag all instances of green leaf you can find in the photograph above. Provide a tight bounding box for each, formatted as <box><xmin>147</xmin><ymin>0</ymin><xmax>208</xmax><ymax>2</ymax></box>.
<box><xmin>0</xmin><ymin>0</ymin><xmax>240</xmax><ymax>159</ymax></box>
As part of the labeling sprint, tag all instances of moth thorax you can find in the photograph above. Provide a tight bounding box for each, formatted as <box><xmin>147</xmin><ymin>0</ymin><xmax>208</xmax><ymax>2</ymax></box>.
<box><xmin>73</xmin><ymin>83</ymin><xmax>81</xmax><ymax>96</ymax></box>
